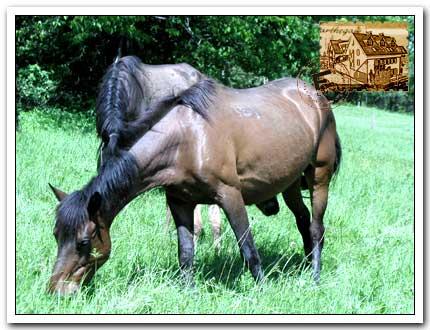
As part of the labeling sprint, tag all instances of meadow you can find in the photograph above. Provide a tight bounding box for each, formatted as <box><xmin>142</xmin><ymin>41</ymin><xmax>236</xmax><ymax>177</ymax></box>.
<box><xmin>15</xmin><ymin>104</ymin><xmax>414</xmax><ymax>314</ymax></box>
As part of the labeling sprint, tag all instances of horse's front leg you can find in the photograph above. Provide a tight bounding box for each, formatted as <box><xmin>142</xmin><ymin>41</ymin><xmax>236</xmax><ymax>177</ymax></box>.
<box><xmin>166</xmin><ymin>194</ymin><xmax>196</xmax><ymax>286</ymax></box>
<box><xmin>217</xmin><ymin>185</ymin><xmax>264</xmax><ymax>282</ymax></box>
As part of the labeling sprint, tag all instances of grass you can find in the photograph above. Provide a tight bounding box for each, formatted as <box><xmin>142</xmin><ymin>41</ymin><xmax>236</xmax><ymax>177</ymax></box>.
<box><xmin>15</xmin><ymin>104</ymin><xmax>414</xmax><ymax>314</ymax></box>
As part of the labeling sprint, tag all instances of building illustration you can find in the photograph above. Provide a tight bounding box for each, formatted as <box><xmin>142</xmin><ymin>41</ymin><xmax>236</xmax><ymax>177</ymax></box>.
<box><xmin>319</xmin><ymin>23</ymin><xmax>409</xmax><ymax>92</ymax></box>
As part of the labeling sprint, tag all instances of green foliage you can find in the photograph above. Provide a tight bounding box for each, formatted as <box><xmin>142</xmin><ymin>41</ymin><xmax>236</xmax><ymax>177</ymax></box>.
<box><xmin>179</xmin><ymin>16</ymin><xmax>319</xmax><ymax>87</ymax></box>
<box><xmin>15</xmin><ymin>15</ymin><xmax>415</xmax><ymax>114</ymax></box>
<box><xmin>17</xmin><ymin>64</ymin><xmax>58</xmax><ymax>108</ymax></box>
<box><xmin>362</xmin><ymin>91</ymin><xmax>413</xmax><ymax>113</ymax></box>
<box><xmin>15</xmin><ymin>106</ymin><xmax>414</xmax><ymax>314</ymax></box>
<box><xmin>15</xmin><ymin>15</ymin><xmax>319</xmax><ymax>108</ymax></box>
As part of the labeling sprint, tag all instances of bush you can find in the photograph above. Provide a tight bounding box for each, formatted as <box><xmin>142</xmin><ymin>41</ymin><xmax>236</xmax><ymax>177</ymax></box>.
<box><xmin>17</xmin><ymin>64</ymin><xmax>58</xmax><ymax>108</ymax></box>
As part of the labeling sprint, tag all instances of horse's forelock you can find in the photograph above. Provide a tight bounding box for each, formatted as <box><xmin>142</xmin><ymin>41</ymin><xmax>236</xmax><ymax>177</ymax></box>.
<box><xmin>55</xmin><ymin>191</ymin><xmax>89</xmax><ymax>237</ymax></box>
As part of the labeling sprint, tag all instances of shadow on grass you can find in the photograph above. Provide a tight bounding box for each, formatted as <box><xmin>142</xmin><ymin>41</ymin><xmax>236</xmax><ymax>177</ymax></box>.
<box><xmin>79</xmin><ymin>250</ymin><xmax>310</xmax><ymax>297</ymax></box>
<box><xmin>79</xmin><ymin>238</ymin><xmax>311</xmax><ymax>296</ymax></box>
<box><xmin>194</xmin><ymin>246</ymin><xmax>310</xmax><ymax>290</ymax></box>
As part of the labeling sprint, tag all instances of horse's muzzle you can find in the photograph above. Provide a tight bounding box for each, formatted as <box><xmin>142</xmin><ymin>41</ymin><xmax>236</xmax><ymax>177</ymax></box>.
<box><xmin>48</xmin><ymin>266</ymin><xmax>87</xmax><ymax>295</ymax></box>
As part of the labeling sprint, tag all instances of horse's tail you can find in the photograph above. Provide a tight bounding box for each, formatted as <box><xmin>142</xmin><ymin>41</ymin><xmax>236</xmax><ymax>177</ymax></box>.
<box><xmin>96</xmin><ymin>55</ymin><xmax>144</xmax><ymax>167</ymax></box>
<box><xmin>332</xmin><ymin>131</ymin><xmax>342</xmax><ymax>180</ymax></box>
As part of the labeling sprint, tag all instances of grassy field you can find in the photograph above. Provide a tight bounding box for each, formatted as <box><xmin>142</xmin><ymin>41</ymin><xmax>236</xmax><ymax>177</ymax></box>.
<box><xmin>15</xmin><ymin>104</ymin><xmax>414</xmax><ymax>314</ymax></box>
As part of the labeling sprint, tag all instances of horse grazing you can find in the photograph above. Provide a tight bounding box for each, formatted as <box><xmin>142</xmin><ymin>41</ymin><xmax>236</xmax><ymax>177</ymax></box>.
<box><xmin>48</xmin><ymin>56</ymin><xmax>341</xmax><ymax>294</ymax></box>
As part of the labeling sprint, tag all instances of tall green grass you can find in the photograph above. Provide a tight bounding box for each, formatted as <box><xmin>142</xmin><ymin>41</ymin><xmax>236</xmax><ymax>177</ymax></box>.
<box><xmin>15</xmin><ymin>105</ymin><xmax>414</xmax><ymax>314</ymax></box>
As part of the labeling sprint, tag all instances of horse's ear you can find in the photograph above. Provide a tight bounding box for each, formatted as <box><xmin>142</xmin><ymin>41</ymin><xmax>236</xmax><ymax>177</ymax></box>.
<box><xmin>87</xmin><ymin>192</ymin><xmax>102</xmax><ymax>217</ymax></box>
<box><xmin>49</xmin><ymin>183</ymin><xmax>68</xmax><ymax>202</ymax></box>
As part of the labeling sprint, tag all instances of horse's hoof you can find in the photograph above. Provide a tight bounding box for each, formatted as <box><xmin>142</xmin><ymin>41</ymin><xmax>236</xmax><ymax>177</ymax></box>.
<box><xmin>312</xmin><ymin>271</ymin><xmax>320</xmax><ymax>284</ymax></box>
<box><xmin>180</xmin><ymin>272</ymin><xmax>195</xmax><ymax>288</ymax></box>
<box><xmin>253</xmin><ymin>268</ymin><xmax>265</xmax><ymax>283</ymax></box>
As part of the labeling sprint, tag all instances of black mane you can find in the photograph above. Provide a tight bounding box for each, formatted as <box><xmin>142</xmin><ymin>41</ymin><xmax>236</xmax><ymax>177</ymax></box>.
<box><xmin>55</xmin><ymin>151</ymin><xmax>139</xmax><ymax>235</ymax></box>
<box><xmin>96</xmin><ymin>56</ymin><xmax>144</xmax><ymax>163</ymax></box>
<box><xmin>177</xmin><ymin>78</ymin><xmax>216</xmax><ymax>121</ymax></box>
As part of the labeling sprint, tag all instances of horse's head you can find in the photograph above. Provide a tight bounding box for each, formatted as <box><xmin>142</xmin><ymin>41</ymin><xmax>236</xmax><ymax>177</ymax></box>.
<box><xmin>48</xmin><ymin>184</ymin><xmax>112</xmax><ymax>295</ymax></box>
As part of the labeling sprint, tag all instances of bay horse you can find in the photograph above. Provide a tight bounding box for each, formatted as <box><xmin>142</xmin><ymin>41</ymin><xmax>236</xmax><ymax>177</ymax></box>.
<box><xmin>48</xmin><ymin>56</ymin><xmax>341</xmax><ymax>294</ymax></box>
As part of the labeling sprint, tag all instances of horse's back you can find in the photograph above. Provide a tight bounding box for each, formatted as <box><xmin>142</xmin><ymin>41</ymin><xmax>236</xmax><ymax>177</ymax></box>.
<box><xmin>220</xmin><ymin>77</ymin><xmax>332</xmax><ymax>145</ymax></box>
<box><xmin>139</xmin><ymin>63</ymin><xmax>204</xmax><ymax>106</ymax></box>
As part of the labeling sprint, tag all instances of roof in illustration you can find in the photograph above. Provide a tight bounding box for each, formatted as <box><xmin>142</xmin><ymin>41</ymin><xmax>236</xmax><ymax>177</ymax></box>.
<box><xmin>352</xmin><ymin>32</ymin><xmax>407</xmax><ymax>56</ymax></box>
<box><xmin>329</xmin><ymin>39</ymin><xmax>349</xmax><ymax>54</ymax></box>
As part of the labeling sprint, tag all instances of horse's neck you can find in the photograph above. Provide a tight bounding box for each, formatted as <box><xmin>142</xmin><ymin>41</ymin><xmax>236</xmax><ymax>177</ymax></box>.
<box><xmin>99</xmin><ymin>182</ymin><xmax>142</xmax><ymax>228</ymax></box>
<box><xmin>100</xmin><ymin>136</ymin><xmax>177</xmax><ymax>224</ymax></box>
<box><xmin>128</xmin><ymin>114</ymin><xmax>182</xmax><ymax>191</ymax></box>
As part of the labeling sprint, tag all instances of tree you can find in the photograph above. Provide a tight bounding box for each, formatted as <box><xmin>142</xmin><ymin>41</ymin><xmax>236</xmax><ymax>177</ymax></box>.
<box><xmin>15</xmin><ymin>15</ymin><xmax>414</xmax><ymax>113</ymax></box>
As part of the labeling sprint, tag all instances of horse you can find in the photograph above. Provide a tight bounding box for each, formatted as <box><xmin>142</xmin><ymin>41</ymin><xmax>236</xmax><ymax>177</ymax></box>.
<box><xmin>48</xmin><ymin>56</ymin><xmax>341</xmax><ymax>294</ymax></box>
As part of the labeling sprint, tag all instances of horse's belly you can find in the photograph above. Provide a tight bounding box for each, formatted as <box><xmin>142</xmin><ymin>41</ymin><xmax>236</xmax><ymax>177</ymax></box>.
<box><xmin>237</xmin><ymin>147</ymin><xmax>312</xmax><ymax>204</ymax></box>
<box><xmin>235</xmin><ymin>127</ymin><xmax>314</xmax><ymax>204</ymax></box>
<box><xmin>238</xmin><ymin>165</ymin><xmax>304</xmax><ymax>204</ymax></box>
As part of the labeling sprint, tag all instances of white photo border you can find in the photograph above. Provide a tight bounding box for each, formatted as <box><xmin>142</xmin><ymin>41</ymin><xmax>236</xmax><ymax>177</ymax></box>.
<box><xmin>7</xmin><ymin>6</ymin><xmax>424</xmax><ymax>324</ymax></box>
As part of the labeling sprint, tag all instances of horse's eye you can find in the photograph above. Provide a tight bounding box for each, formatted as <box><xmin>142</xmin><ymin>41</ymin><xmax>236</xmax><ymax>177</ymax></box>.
<box><xmin>78</xmin><ymin>239</ymin><xmax>90</xmax><ymax>250</ymax></box>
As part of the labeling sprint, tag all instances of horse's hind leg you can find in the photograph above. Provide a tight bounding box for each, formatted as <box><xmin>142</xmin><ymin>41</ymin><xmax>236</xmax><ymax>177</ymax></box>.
<box><xmin>282</xmin><ymin>179</ymin><xmax>312</xmax><ymax>260</ymax></box>
<box><xmin>305</xmin><ymin>165</ymin><xmax>331</xmax><ymax>282</ymax></box>
<box><xmin>216</xmin><ymin>184</ymin><xmax>264</xmax><ymax>282</ymax></box>
<box><xmin>307</xmin><ymin>118</ymin><xmax>338</xmax><ymax>281</ymax></box>
<box><xmin>166</xmin><ymin>193</ymin><xmax>196</xmax><ymax>285</ymax></box>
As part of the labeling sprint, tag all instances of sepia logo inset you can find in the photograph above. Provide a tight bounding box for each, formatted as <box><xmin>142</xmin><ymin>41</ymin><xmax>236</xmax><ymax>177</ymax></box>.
<box><xmin>317</xmin><ymin>22</ymin><xmax>409</xmax><ymax>93</ymax></box>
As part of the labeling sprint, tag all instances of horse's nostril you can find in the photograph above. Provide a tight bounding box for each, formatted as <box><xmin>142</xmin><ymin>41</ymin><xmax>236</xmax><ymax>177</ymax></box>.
<box><xmin>48</xmin><ymin>271</ymin><xmax>77</xmax><ymax>294</ymax></box>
